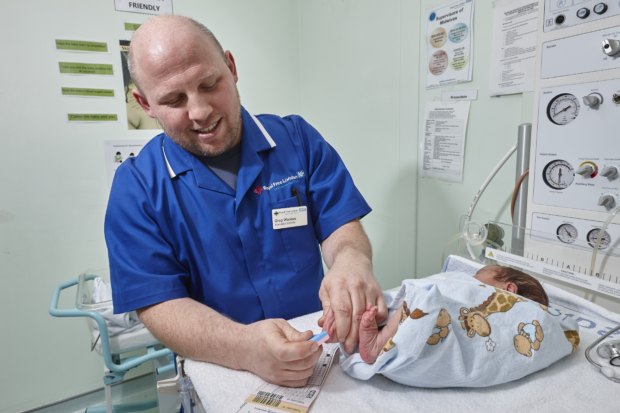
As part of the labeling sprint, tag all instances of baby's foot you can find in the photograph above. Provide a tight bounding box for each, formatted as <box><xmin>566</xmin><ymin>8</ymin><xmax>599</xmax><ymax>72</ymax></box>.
<box><xmin>359</xmin><ymin>304</ymin><xmax>382</xmax><ymax>363</ymax></box>
<box><xmin>359</xmin><ymin>303</ymin><xmax>403</xmax><ymax>363</ymax></box>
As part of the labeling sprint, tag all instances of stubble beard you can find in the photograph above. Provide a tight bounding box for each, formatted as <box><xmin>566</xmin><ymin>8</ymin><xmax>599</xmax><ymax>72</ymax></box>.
<box><xmin>157</xmin><ymin>90</ymin><xmax>242</xmax><ymax>157</ymax></box>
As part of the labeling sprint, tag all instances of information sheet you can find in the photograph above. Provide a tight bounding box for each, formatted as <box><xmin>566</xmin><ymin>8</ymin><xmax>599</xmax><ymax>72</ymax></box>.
<box><xmin>236</xmin><ymin>344</ymin><xmax>339</xmax><ymax>413</ymax></box>
<box><xmin>488</xmin><ymin>0</ymin><xmax>538</xmax><ymax>96</ymax></box>
<box><xmin>420</xmin><ymin>101</ymin><xmax>471</xmax><ymax>183</ymax></box>
<box><xmin>426</xmin><ymin>0</ymin><xmax>475</xmax><ymax>89</ymax></box>
<box><xmin>104</xmin><ymin>139</ymin><xmax>150</xmax><ymax>190</ymax></box>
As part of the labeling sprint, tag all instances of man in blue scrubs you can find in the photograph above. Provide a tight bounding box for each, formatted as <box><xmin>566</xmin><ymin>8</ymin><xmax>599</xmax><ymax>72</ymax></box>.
<box><xmin>105</xmin><ymin>15</ymin><xmax>387</xmax><ymax>387</ymax></box>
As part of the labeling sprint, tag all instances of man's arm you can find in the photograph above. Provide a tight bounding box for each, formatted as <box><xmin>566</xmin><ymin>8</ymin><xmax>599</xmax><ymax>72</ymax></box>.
<box><xmin>136</xmin><ymin>298</ymin><xmax>322</xmax><ymax>387</ymax></box>
<box><xmin>319</xmin><ymin>218</ymin><xmax>387</xmax><ymax>354</ymax></box>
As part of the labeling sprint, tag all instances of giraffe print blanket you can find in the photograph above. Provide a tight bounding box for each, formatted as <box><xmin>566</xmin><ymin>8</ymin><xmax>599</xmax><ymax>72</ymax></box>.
<box><xmin>339</xmin><ymin>273</ymin><xmax>580</xmax><ymax>387</ymax></box>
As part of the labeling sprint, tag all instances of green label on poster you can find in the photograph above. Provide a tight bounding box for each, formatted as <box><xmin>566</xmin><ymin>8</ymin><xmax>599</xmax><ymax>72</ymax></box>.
<box><xmin>124</xmin><ymin>22</ymin><xmax>142</xmax><ymax>31</ymax></box>
<box><xmin>55</xmin><ymin>39</ymin><xmax>109</xmax><ymax>52</ymax></box>
<box><xmin>61</xmin><ymin>87</ymin><xmax>115</xmax><ymax>97</ymax></box>
<box><xmin>59</xmin><ymin>62</ymin><xmax>114</xmax><ymax>75</ymax></box>
<box><xmin>68</xmin><ymin>114</ymin><xmax>119</xmax><ymax>122</ymax></box>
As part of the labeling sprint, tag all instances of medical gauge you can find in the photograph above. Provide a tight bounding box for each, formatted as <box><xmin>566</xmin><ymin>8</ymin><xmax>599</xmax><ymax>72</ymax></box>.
<box><xmin>587</xmin><ymin>229</ymin><xmax>611</xmax><ymax>249</ymax></box>
<box><xmin>547</xmin><ymin>94</ymin><xmax>580</xmax><ymax>125</ymax></box>
<box><xmin>557</xmin><ymin>224</ymin><xmax>578</xmax><ymax>243</ymax></box>
<box><xmin>542</xmin><ymin>160</ymin><xmax>575</xmax><ymax>190</ymax></box>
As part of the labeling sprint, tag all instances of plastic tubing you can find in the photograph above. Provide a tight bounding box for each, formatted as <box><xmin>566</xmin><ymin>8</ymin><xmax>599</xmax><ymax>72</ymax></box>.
<box><xmin>589</xmin><ymin>204</ymin><xmax>620</xmax><ymax>277</ymax></box>
<box><xmin>464</xmin><ymin>143</ymin><xmax>518</xmax><ymax>259</ymax></box>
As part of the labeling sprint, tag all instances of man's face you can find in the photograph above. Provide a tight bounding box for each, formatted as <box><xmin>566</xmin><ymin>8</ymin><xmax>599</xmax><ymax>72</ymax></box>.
<box><xmin>133</xmin><ymin>36</ymin><xmax>242</xmax><ymax>157</ymax></box>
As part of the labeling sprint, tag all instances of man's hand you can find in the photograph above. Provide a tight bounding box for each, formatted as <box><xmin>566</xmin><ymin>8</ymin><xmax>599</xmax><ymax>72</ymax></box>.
<box><xmin>241</xmin><ymin>319</ymin><xmax>322</xmax><ymax>387</ymax></box>
<box><xmin>137</xmin><ymin>299</ymin><xmax>322</xmax><ymax>387</ymax></box>
<box><xmin>319</xmin><ymin>219</ymin><xmax>387</xmax><ymax>354</ymax></box>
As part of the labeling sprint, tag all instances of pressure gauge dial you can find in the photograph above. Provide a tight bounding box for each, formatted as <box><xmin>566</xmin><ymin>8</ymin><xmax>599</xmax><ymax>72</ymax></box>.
<box><xmin>543</xmin><ymin>160</ymin><xmax>575</xmax><ymax>190</ymax></box>
<box><xmin>557</xmin><ymin>224</ymin><xmax>578</xmax><ymax>244</ymax></box>
<box><xmin>587</xmin><ymin>229</ymin><xmax>611</xmax><ymax>249</ymax></box>
<box><xmin>547</xmin><ymin>93</ymin><xmax>580</xmax><ymax>125</ymax></box>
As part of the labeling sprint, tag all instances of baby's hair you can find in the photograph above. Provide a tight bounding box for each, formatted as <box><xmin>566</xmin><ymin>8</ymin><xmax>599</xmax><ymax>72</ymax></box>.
<box><xmin>493</xmin><ymin>266</ymin><xmax>548</xmax><ymax>306</ymax></box>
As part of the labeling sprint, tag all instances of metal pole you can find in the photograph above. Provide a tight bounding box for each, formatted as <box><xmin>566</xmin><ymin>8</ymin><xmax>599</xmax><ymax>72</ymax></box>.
<box><xmin>512</xmin><ymin>123</ymin><xmax>531</xmax><ymax>255</ymax></box>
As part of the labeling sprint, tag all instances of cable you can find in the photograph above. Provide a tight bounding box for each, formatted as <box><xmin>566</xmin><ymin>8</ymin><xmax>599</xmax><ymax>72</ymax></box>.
<box><xmin>511</xmin><ymin>169</ymin><xmax>529</xmax><ymax>223</ymax></box>
<box><xmin>589</xmin><ymin>204</ymin><xmax>620</xmax><ymax>277</ymax></box>
<box><xmin>464</xmin><ymin>143</ymin><xmax>518</xmax><ymax>259</ymax></box>
<box><xmin>583</xmin><ymin>204</ymin><xmax>620</xmax><ymax>300</ymax></box>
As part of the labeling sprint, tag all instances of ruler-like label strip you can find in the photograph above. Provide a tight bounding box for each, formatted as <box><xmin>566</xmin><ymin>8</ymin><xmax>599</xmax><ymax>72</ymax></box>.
<box><xmin>486</xmin><ymin>248</ymin><xmax>620</xmax><ymax>299</ymax></box>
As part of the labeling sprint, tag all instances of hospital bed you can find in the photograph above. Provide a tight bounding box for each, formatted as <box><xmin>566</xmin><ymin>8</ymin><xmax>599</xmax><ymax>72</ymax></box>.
<box><xmin>161</xmin><ymin>250</ymin><xmax>620</xmax><ymax>413</ymax></box>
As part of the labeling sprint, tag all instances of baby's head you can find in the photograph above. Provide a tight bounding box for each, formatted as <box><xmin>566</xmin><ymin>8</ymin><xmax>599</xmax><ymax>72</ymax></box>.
<box><xmin>474</xmin><ymin>265</ymin><xmax>548</xmax><ymax>306</ymax></box>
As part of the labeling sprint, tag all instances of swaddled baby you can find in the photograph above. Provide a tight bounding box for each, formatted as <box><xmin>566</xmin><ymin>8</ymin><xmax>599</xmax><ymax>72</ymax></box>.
<box><xmin>322</xmin><ymin>266</ymin><xmax>580</xmax><ymax>387</ymax></box>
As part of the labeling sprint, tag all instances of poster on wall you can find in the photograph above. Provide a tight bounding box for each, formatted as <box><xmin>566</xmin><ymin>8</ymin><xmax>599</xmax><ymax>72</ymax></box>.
<box><xmin>488</xmin><ymin>0</ymin><xmax>538</xmax><ymax>96</ymax></box>
<box><xmin>120</xmin><ymin>40</ymin><xmax>161</xmax><ymax>130</ymax></box>
<box><xmin>426</xmin><ymin>0</ymin><xmax>474</xmax><ymax>89</ymax></box>
<box><xmin>419</xmin><ymin>101</ymin><xmax>471</xmax><ymax>183</ymax></box>
<box><xmin>104</xmin><ymin>139</ymin><xmax>150</xmax><ymax>190</ymax></box>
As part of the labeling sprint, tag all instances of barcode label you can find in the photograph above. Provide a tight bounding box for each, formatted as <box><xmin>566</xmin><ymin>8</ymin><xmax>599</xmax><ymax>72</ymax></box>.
<box><xmin>252</xmin><ymin>391</ymin><xmax>284</xmax><ymax>407</ymax></box>
<box><xmin>240</xmin><ymin>344</ymin><xmax>339</xmax><ymax>413</ymax></box>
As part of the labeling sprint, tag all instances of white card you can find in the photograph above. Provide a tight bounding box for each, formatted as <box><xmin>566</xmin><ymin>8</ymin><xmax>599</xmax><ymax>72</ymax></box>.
<box><xmin>272</xmin><ymin>207</ymin><xmax>308</xmax><ymax>230</ymax></box>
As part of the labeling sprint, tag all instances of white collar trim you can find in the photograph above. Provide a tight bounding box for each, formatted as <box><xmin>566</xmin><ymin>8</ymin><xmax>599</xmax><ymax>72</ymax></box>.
<box><xmin>250</xmin><ymin>114</ymin><xmax>276</xmax><ymax>148</ymax></box>
<box><xmin>162</xmin><ymin>140</ymin><xmax>176</xmax><ymax>179</ymax></box>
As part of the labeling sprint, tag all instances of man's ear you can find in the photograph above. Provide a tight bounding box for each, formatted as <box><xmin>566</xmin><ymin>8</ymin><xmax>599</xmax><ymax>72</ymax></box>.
<box><xmin>225</xmin><ymin>50</ymin><xmax>238</xmax><ymax>83</ymax></box>
<box><xmin>133</xmin><ymin>89</ymin><xmax>156</xmax><ymax>118</ymax></box>
<box><xmin>506</xmin><ymin>282</ymin><xmax>518</xmax><ymax>294</ymax></box>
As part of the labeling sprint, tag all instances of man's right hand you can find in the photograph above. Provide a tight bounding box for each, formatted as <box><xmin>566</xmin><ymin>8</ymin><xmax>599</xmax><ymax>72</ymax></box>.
<box><xmin>241</xmin><ymin>318</ymin><xmax>323</xmax><ymax>387</ymax></box>
<box><xmin>137</xmin><ymin>299</ymin><xmax>322</xmax><ymax>387</ymax></box>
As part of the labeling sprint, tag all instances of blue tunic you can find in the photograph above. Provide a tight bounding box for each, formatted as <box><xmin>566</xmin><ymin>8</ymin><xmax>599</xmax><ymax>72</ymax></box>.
<box><xmin>104</xmin><ymin>107</ymin><xmax>371</xmax><ymax>324</ymax></box>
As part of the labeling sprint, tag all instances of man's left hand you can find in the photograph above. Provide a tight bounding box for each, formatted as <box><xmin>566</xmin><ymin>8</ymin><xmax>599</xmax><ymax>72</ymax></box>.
<box><xmin>318</xmin><ymin>220</ymin><xmax>387</xmax><ymax>353</ymax></box>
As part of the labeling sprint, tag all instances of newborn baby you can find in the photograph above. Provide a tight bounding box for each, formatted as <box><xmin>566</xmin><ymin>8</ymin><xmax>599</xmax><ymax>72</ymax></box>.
<box><xmin>323</xmin><ymin>266</ymin><xmax>579</xmax><ymax>387</ymax></box>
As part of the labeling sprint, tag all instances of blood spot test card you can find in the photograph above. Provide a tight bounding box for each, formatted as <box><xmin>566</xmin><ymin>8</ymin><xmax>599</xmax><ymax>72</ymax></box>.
<box><xmin>236</xmin><ymin>344</ymin><xmax>339</xmax><ymax>413</ymax></box>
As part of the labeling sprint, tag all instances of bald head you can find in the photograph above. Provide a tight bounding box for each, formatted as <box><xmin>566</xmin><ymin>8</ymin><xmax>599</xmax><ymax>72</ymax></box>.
<box><xmin>128</xmin><ymin>15</ymin><xmax>226</xmax><ymax>93</ymax></box>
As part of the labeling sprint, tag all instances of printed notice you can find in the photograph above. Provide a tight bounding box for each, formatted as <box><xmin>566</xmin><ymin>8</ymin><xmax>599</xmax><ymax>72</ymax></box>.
<box><xmin>420</xmin><ymin>101</ymin><xmax>471</xmax><ymax>183</ymax></box>
<box><xmin>426</xmin><ymin>0</ymin><xmax>475</xmax><ymax>89</ymax></box>
<box><xmin>104</xmin><ymin>139</ymin><xmax>149</xmax><ymax>190</ymax></box>
<box><xmin>489</xmin><ymin>0</ymin><xmax>538</xmax><ymax>96</ymax></box>
<box><xmin>236</xmin><ymin>344</ymin><xmax>339</xmax><ymax>413</ymax></box>
<box><xmin>61</xmin><ymin>87</ymin><xmax>115</xmax><ymax>98</ymax></box>
<box><xmin>67</xmin><ymin>114</ymin><xmax>118</xmax><ymax>122</ymax></box>
<box><xmin>115</xmin><ymin>0</ymin><xmax>173</xmax><ymax>15</ymax></box>
<box><xmin>59</xmin><ymin>62</ymin><xmax>114</xmax><ymax>76</ymax></box>
<box><xmin>485</xmin><ymin>248</ymin><xmax>620</xmax><ymax>299</ymax></box>
<box><xmin>124</xmin><ymin>22</ymin><xmax>143</xmax><ymax>31</ymax></box>
<box><xmin>55</xmin><ymin>39</ymin><xmax>109</xmax><ymax>53</ymax></box>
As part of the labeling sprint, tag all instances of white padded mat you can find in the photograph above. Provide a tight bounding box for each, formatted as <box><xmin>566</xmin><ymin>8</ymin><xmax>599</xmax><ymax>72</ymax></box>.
<box><xmin>185</xmin><ymin>259</ymin><xmax>620</xmax><ymax>412</ymax></box>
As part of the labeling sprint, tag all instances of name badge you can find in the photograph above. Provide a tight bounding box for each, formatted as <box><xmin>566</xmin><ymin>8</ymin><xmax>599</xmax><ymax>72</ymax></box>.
<box><xmin>272</xmin><ymin>207</ymin><xmax>308</xmax><ymax>230</ymax></box>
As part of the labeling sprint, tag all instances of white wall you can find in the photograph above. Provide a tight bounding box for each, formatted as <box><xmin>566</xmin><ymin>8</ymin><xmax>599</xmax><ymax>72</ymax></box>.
<box><xmin>299</xmin><ymin>0</ymin><xmax>421</xmax><ymax>290</ymax></box>
<box><xmin>0</xmin><ymin>1</ymin><xmax>301</xmax><ymax>411</ymax></box>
